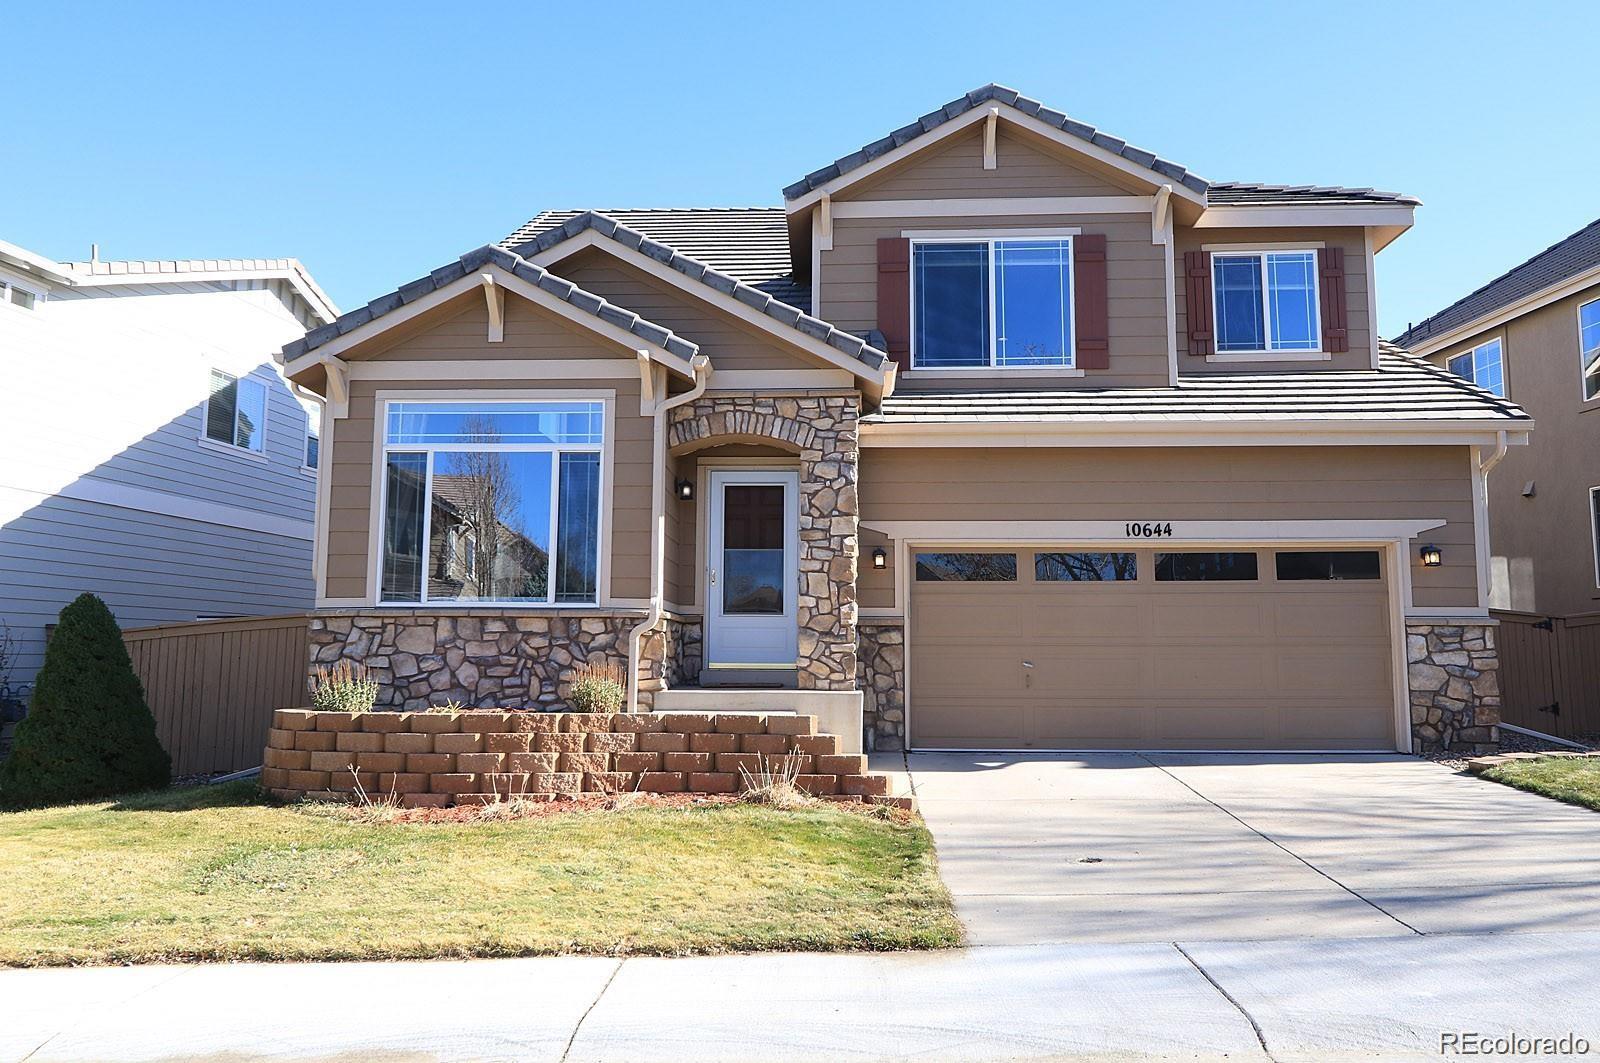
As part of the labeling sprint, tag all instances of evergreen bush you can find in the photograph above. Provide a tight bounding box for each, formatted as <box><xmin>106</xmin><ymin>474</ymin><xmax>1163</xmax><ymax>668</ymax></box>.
<box><xmin>0</xmin><ymin>594</ymin><xmax>171</xmax><ymax>809</ymax></box>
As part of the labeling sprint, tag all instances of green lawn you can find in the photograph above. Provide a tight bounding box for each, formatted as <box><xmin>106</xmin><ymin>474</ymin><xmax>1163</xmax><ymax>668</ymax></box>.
<box><xmin>0</xmin><ymin>783</ymin><xmax>961</xmax><ymax>966</ymax></box>
<box><xmin>1481</xmin><ymin>756</ymin><xmax>1600</xmax><ymax>812</ymax></box>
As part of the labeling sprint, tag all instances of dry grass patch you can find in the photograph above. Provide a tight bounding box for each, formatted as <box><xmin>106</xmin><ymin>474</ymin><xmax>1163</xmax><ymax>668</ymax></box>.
<box><xmin>0</xmin><ymin>781</ymin><xmax>959</xmax><ymax>966</ymax></box>
<box><xmin>1480</xmin><ymin>755</ymin><xmax>1600</xmax><ymax>812</ymax></box>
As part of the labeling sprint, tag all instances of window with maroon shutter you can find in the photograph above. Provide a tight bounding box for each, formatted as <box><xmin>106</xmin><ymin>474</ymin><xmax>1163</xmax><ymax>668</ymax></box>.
<box><xmin>1319</xmin><ymin>247</ymin><xmax>1348</xmax><ymax>353</ymax></box>
<box><xmin>1073</xmin><ymin>234</ymin><xmax>1109</xmax><ymax>369</ymax></box>
<box><xmin>876</xmin><ymin>237</ymin><xmax>911</xmax><ymax>371</ymax></box>
<box><xmin>1183</xmin><ymin>250</ymin><xmax>1213</xmax><ymax>356</ymax></box>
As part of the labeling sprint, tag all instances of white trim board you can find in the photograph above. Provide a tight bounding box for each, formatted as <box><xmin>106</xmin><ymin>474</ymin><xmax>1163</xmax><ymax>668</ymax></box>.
<box><xmin>862</xmin><ymin>519</ymin><xmax>1447</xmax><ymax>544</ymax></box>
<box><xmin>0</xmin><ymin>478</ymin><xmax>313</xmax><ymax>541</ymax></box>
<box><xmin>843</xmin><ymin>196</ymin><xmax>1152</xmax><ymax>219</ymax></box>
<box><xmin>346</xmin><ymin>360</ymin><xmax>639</xmax><ymax>381</ymax></box>
<box><xmin>860</xmin><ymin>421</ymin><xmax>1534</xmax><ymax>448</ymax></box>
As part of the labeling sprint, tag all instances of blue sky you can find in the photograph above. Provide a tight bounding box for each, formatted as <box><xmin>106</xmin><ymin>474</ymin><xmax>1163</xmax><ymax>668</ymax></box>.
<box><xmin>6</xmin><ymin>2</ymin><xmax>1596</xmax><ymax>336</ymax></box>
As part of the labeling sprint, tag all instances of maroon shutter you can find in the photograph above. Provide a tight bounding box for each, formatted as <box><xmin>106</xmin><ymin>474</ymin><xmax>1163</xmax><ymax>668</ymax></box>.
<box><xmin>1183</xmin><ymin>250</ymin><xmax>1213</xmax><ymax>356</ymax></box>
<box><xmin>1319</xmin><ymin>247</ymin><xmax>1349</xmax><ymax>353</ymax></box>
<box><xmin>1073</xmin><ymin>233</ymin><xmax>1109</xmax><ymax>369</ymax></box>
<box><xmin>876</xmin><ymin>237</ymin><xmax>911</xmax><ymax>370</ymax></box>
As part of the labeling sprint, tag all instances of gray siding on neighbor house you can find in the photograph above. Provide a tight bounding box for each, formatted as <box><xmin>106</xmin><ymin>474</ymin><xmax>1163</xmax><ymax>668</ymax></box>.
<box><xmin>0</xmin><ymin>494</ymin><xmax>313</xmax><ymax>693</ymax></box>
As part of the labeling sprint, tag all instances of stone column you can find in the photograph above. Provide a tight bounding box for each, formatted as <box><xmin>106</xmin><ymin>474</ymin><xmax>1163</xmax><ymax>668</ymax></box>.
<box><xmin>1407</xmin><ymin>622</ymin><xmax>1500</xmax><ymax>754</ymax></box>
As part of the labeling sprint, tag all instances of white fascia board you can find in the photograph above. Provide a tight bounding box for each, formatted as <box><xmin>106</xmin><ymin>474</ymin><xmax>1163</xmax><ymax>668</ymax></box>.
<box><xmin>859</xmin><ymin>419</ymin><xmax>1533</xmax><ymax>448</ymax></box>
<box><xmin>862</xmin><ymin>518</ymin><xmax>1448</xmax><ymax>544</ymax></box>
<box><xmin>526</xmin><ymin>229</ymin><xmax>889</xmax><ymax>387</ymax></box>
<box><xmin>832</xmin><ymin>196</ymin><xmax>1153</xmax><ymax>219</ymax></box>
<box><xmin>784</xmin><ymin>104</ymin><xmax>1207</xmax><ymax>214</ymax></box>
<box><xmin>0</xmin><ymin>239</ymin><xmax>74</xmax><ymax>285</ymax></box>
<box><xmin>1404</xmin><ymin>263</ymin><xmax>1600</xmax><ymax>357</ymax></box>
<box><xmin>70</xmin><ymin>264</ymin><xmax>340</xmax><ymax>323</ymax></box>
<box><xmin>1193</xmin><ymin>204</ymin><xmax>1417</xmax><ymax>232</ymax></box>
<box><xmin>279</xmin><ymin>264</ymin><xmax>697</xmax><ymax>382</ymax></box>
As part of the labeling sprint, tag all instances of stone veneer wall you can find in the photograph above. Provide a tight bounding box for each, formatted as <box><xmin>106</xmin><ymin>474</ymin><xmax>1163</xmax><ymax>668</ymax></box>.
<box><xmin>1407</xmin><ymin>622</ymin><xmax>1500</xmax><ymax>754</ymax></box>
<box><xmin>668</xmin><ymin>394</ymin><xmax>860</xmax><ymax>690</ymax></box>
<box><xmin>858</xmin><ymin>623</ymin><xmax>906</xmax><ymax>752</ymax></box>
<box><xmin>309</xmin><ymin>613</ymin><xmax>643</xmax><ymax>712</ymax></box>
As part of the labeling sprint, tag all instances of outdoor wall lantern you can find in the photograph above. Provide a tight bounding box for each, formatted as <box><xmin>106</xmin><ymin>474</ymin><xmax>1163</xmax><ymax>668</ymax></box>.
<box><xmin>675</xmin><ymin>479</ymin><xmax>694</xmax><ymax>501</ymax></box>
<box><xmin>871</xmin><ymin>547</ymin><xmax>887</xmax><ymax>569</ymax></box>
<box><xmin>1419</xmin><ymin>544</ymin><xmax>1443</xmax><ymax>568</ymax></box>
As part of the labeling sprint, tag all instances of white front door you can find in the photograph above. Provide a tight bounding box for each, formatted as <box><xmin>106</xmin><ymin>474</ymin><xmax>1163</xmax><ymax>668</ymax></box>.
<box><xmin>706</xmin><ymin>469</ymin><xmax>799</xmax><ymax>673</ymax></box>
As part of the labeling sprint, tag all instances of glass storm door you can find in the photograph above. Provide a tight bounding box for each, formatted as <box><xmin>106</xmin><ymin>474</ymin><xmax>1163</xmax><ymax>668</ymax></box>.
<box><xmin>706</xmin><ymin>470</ymin><xmax>799</xmax><ymax>672</ymax></box>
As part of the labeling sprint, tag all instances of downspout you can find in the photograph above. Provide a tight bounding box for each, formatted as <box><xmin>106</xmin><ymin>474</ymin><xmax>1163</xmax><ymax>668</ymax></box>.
<box><xmin>626</xmin><ymin>354</ymin><xmax>711</xmax><ymax>712</ymax></box>
<box><xmin>1478</xmin><ymin>429</ymin><xmax>1509</xmax><ymax>480</ymax></box>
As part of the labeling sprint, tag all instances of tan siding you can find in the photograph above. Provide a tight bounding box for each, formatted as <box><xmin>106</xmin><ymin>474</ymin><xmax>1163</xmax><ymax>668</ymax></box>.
<box><xmin>822</xmin><ymin>212</ymin><xmax>1169</xmax><ymax>389</ymax></box>
<box><xmin>858</xmin><ymin>445</ymin><xmax>1479</xmax><ymax>611</ymax></box>
<box><xmin>1175</xmin><ymin>226</ymin><xmax>1373</xmax><ymax>373</ymax></box>
<box><xmin>837</xmin><ymin>124</ymin><xmax>1145</xmax><ymax>201</ymax></box>
<box><xmin>321</xmin><ymin>297</ymin><xmax>655</xmax><ymax>604</ymax></box>
<box><xmin>558</xmin><ymin>249</ymin><xmax>831</xmax><ymax>372</ymax></box>
<box><xmin>1429</xmin><ymin>283</ymin><xmax>1600</xmax><ymax>615</ymax></box>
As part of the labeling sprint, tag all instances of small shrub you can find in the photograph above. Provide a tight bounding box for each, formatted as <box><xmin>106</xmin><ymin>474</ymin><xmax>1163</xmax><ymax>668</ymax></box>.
<box><xmin>738</xmin><ymin>754</ymin><xmax>814</xmax><ymax>811</ymax></box>
<box><xmin>428</xmin><ymin>699</ymin><xmax>465</xmax><ymax>714</ymax></box>
<box><xmin>568</xmin><ymin>661</ymin><xmax>625</xmax><ymax>714</ymax></box>
<box><xmin>0</xmin><ymin>593</ymin><xmax>171</xmax><ymax>809</ymax></box>
<box><xmin>308</xmin><ymin>660</ymin><xmax>377</xmax><ymax>713</ymax></box>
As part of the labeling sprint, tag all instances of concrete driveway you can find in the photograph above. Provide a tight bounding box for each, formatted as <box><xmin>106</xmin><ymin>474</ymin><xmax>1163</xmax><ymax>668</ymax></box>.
<box><xmin>904</xmin><ymin>752</ymin><xmax>1600</xmax><ymax>945</ymax></box>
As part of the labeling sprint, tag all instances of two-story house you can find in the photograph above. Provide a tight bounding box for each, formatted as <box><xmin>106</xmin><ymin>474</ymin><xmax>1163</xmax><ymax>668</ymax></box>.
<box><xmin>277</xmin><ymin>85</ymin><xmax>1526</xmax><ymax>756</ymax></box>
<box><xmin>1395</xmin><ymin>218</ymin><xmax>1599</xmax><ymax>619</ymax></box>
<box><xmin>0</xmin><ymin>239</ymin><xmax>337</xmax><ymax>696</ymax></box>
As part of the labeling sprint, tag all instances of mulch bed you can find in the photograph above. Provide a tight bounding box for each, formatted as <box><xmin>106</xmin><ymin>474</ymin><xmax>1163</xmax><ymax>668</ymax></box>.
<box><xmin>295</xmin><ymin>790</ymin><xmax>915</xmax><ymax>826</ymax></box>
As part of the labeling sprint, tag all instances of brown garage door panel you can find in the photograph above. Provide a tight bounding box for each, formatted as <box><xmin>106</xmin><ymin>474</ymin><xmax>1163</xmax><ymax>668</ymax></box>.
<box><xmin>909</xmin><ymin>547</ymin><xmax>1396</xmax><ymax>751</ymax></box>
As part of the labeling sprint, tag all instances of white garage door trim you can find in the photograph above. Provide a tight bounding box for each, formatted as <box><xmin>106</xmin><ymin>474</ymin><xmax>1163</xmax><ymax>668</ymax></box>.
<box><xmin>885</xmin><ymin>531</ymin><xmax>1426</xmax><ymax>754</ymax></box>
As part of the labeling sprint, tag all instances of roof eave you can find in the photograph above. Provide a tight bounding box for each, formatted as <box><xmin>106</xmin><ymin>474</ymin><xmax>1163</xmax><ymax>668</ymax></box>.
<box><xmin>1401</xmin><ymin>261</ymin><xmax>1600</xmax><ymax>356</ymax></box>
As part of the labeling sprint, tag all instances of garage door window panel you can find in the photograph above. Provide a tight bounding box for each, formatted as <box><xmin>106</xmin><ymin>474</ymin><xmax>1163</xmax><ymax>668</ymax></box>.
<box><xmin>1275</xmin><ymin>550</ymin><xmax>1381</xmax><ymax>581</ymax></box>
<box><xmin>914</xmin><ymin>553</ymin><xmax>1017</xmax><ymax>582</ymax></box>
<box><xmin>1154</xmin><ymin>552</ymin><xmax>1259</xmax><ymax>582</ymax></box>
<box><xmin>1035</xmin><ymin>552</ymin><xmax>1138</xmax><ymax>581</ymax></box>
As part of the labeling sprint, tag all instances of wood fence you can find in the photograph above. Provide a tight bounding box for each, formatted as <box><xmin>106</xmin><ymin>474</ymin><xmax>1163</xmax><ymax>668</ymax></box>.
<box><xmin>1492</xmin><ymin>610</ymin><xmax>1600</xmax><ymax>742</ymax></box>
<box><xmin>122</xmin><ymin>614</ymin><xmax>309</xmax><ymax>776</ymax></box>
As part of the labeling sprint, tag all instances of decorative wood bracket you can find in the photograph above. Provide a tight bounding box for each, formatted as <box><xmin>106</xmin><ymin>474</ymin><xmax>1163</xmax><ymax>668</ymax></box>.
<box><xmin>323</xmin><ymin>357</ymin><xmax>350</xmax><ymax>420</ymax></box>
<box><xmin>983</xmin><ymin>108</ymin><xmax>999</xmax><ymax>170</ymax></box>
<box><xmin>817</xmin><ymin>193</ymin><xmax>833</xmax><ymax>251</ymax></box>
<box><xmin>480</xmin><ymin>272</ymin><xmax>504</xmax><ymax>342</ymax></box>
<box><xmin>1152</xmin><ymin>184</ymin><xmax>1172</xmax><ymax>244</ymax></box>
<box><xmin>637</xmin><ymin>349</ymin><xmax>658</xmax><ymax>415</ymax></box>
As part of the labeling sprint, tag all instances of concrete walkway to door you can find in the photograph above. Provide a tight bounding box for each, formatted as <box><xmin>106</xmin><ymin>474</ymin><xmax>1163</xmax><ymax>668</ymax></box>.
<box><xmin>897</xmin><ymin>752</ymin><xmax>1600</xmax><ymax>946</ymax></box>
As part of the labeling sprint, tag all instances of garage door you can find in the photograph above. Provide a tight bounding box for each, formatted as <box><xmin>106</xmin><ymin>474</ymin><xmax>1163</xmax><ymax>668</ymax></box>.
<box><xmin>909</xmin><ymin>547</ymin><xmax>1396</xmax><ymax>751</ymax></box>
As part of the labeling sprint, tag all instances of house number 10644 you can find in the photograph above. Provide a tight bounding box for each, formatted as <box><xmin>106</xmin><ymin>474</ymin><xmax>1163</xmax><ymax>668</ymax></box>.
<box><xmin>1124</xmin><ymin>522</ymin><xmax>1173</xmax><ymax>538</ymax></box>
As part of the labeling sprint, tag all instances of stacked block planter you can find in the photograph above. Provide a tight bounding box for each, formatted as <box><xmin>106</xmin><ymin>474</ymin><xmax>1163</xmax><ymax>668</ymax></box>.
<box><xmin>261</xmin><ymin>709</ymin><xmax>904</xmax><ymax>808</ymax></box>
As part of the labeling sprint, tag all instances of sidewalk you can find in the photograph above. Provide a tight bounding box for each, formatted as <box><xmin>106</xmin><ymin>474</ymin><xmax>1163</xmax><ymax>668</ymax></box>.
<box><xmin>5</xmin><ymin>931</ymin><xmax>1597</xmax><ymax>1062</ymax></box>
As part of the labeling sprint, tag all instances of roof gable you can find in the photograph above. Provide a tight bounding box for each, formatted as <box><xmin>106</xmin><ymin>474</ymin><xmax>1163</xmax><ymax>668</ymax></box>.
<box><xmin>782</xmin><ymin>84</ymin><xmax>1209</xmax><ymax>206</ymax></box>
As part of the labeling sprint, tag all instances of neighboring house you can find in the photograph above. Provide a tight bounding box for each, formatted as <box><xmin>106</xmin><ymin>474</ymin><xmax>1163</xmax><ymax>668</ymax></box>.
<box><xmin>1395</xmin><ymin>219</ymin><xmax>1600</xmax><ymax>618</ymax></box>
<box><xmin>0</xmin><ymin>239</ymin><xmax>337</xmax><ymax>695</ymax></box>
<box><xmin>279</xmin><ymin>84</ymin><xmax>1527</xmax><ymax>756</ymax></box>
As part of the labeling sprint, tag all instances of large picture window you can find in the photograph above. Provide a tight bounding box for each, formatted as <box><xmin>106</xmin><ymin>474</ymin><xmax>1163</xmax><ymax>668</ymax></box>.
<box><xmin>1212</xmin><ymin>250</ymin><xmax>1320</xmax><ymax>354</ymax></box>
<box><xmin>378</xmin><ymin>400</ymin><xmax>604</xmax><ymax>605</ymax></box>
<box><xmin>912</xmin><ymin>237</ymin><xmax>1074</xmax><ymax>369</ymax></box>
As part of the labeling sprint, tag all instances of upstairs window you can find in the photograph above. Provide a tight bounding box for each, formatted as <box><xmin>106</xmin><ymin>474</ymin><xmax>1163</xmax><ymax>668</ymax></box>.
<box><xmin>203</xmin><ymin>369</ymin><xmax>267</xmax><ymax>454</ymax></box>
<box><xmin>1447</xmin><ymin>338</ymin><xmax>1505</xmax><ymax>398</ymax></box>
<box><xmin>1580</xmin><ymin>298</ymin><xmax>1600</xmax><ymax>401</ymax></box>
<box><xmin>1212</xmin><ymin>250</ymin><xmax>1320</xmax><ymax>353</ymax></box>
<box><xmin>912</xmin><ymin>237</ymin><xmax>1074</xmax><ymax>369</ymax></box>
<box><xmin>304</xmin><ymin>430</ymin><xmax>320</xmax><ymax>472</ymax></box>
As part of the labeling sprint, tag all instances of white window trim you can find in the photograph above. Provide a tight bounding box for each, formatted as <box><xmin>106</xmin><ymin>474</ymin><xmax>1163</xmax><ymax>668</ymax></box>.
<box><xmin>1578</xmin><ymin>296</ymin><xmax>1600</xmax><ymax>403</ymax></box>
<box><xmin>375</xmin><ymin>396</ymin><xmax>609</xmax><ymax>609</ymax></box>
<box><xmin>199</xmin><ymin>369</ymin><xmax>270</xmax><ymax>462</ymax></box>
<box><xmin>1590</xmin><ymin>486</ymin><xmax>1600</xmax><ymax>590</ymax></box>
<box><xmin>909</xmin><ymin>233</ymin><xmax>1078</xmax><ymax>371</ymax></box>
<box><xmin>1208</xmin><ymin>248</ymin><xmax>1324</xmax><ymax>358</ymax></box>
<box><xmin>1446</xmin><ymin>336</ymin><xmax>1506</xmax><ymax>398</ymax></box>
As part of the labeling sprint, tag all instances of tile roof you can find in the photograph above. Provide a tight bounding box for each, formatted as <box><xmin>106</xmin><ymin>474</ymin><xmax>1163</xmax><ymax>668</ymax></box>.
<box><xmin>782</xmin><ymin>83</ymin><xmax>1211</xmax><ymax>201</ymax></box>
<box><xmin>1206</xmin><ymin>182</ymin><xmax>1421</xmax><ymax>207</ymax></box>
<box><xmin>500</xmin><ymin>210</ymin><xmax>885</xmax><ymax>371</ymax></box>
<box><xmin>865</xmin><ymin>346</ymin><xmax>1528</xmax><ymax>425</ymax></box>
<box><xmin>281</xmin><ymin>245</ymin><xmax>699</xmax><ymax>363</ymax></box>
<box><xmin>1393</xmin><ymin>217</ymin><xmax>1600</xmax><ymax>348</ymax></box>
<box><xmin>504</xmin><ymin>207</ymin><xmax>807</xmax><ymax>307</ymax></box>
